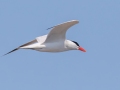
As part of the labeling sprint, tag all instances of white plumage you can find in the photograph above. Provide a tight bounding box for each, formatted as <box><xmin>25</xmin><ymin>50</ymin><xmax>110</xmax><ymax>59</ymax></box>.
<box><xmin>3</xmin><ymin>20</ymin><xmax>86</xmax><ymax>56</ymax></box>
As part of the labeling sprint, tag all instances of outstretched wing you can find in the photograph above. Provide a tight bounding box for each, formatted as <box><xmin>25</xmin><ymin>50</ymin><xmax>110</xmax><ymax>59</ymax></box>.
<box><xmin>3</xmin><ymin>34</ymin><xmax>48</xmax><ymax>56</ymax></box>
<box><xmin>44</xmin><ymin>20</ymin><xmax>79</xmax><ymax>43</ymax></box>
<box><xmin>3</xmin><ymin>39</ymin><xmax>37</xmax><ymax>56</ymax></box>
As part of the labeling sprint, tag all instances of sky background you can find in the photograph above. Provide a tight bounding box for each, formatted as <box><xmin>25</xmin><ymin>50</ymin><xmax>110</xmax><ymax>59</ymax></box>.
<box><xmin>0</xmin><ymin>0</ymin><xmax>120</xmax><ymax>90</ymax></box>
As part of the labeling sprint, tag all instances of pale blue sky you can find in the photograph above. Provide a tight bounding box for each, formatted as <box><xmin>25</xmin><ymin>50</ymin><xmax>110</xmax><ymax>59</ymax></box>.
<box><xmin>0</xmin><ymin>0</ymin><xmax>120</xmax><ymax>90</ymax></box>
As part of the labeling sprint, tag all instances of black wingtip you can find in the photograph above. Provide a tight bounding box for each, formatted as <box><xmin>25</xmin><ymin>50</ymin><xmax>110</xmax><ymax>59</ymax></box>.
<box><xmin>46</xmin><ymin>26</ymin><xmax>55</xmax><ymax>30</ymax></box>
<box><xmin>2</xmin><ymin>48</ymin><xmax>19</xmax><ymax>56</ymax></box>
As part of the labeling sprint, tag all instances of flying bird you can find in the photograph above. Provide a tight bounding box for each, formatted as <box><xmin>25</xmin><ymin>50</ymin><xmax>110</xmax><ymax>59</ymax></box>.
<box><xmin>3</xmin><ymin>20</ymin><xmax>86</xmax><ymax>56</ymax></box>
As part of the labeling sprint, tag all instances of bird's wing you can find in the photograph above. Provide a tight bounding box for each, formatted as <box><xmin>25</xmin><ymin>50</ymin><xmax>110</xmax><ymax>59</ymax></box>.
<box><xmin>44</xmin><ymin>20</ymin><xmax>79</xmax><ymax>43</ymax></box>
<box><xmin>3</xmin><ymin>39</ymin><xmax>37</xmax><ymax>56</ymax></box>
<box><xmin>3</xmin><ymin>35</ymin><xmax>48</xmax><ymax>56</ymax></box>
<box><xmin>36</xmin><ymin>35</ymin><xmax>47</xmax><ymax>44</ymax></box>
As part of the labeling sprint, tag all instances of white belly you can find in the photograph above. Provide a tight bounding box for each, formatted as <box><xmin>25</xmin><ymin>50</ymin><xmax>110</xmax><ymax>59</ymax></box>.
<box><xmin>35</xmin><ymin>42</ymin><xmax>68</xmax><ymax>52</ymax></box>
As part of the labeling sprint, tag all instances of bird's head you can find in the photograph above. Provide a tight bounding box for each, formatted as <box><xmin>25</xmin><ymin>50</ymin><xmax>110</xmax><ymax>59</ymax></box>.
<box><xmin>67</xmin><ymin>40</ymin><xmax>86</xmax><ymax>52</ymax></box>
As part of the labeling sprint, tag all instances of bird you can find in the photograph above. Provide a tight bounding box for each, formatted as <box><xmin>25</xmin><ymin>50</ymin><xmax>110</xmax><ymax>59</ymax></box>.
<box><xmin>3</xmin><ymin>20</ymin><xmax>86</xmax><ymax>56</ymax></box>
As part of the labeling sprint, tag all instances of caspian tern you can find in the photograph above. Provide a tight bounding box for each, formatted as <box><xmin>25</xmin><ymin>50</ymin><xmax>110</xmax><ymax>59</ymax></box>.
<box><xmin>3</xmin><ymin>20</ymin><xmax>86</xmax><ymax>56</ymax></box>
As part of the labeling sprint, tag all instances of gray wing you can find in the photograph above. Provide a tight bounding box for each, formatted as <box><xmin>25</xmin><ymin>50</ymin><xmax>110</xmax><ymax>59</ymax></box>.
<box><xmin>44</xmin><ymin>20</ymin><xmax>79</xmax><ymax>43</ymax></box>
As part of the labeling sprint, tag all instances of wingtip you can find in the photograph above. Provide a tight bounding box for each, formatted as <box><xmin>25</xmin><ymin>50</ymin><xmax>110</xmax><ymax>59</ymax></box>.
<box><xmin>1</xmin><ymin>54</ymin><xmax>6</xmax><ymax>57</ymax></box>
<box><xmin>1</xmin><ymin>53</ymin><xmax>8</xmax><ymax>57</ymax></box>
<box><xmin>2</xmin><ymin>48</ymin><xmax>19</xmax><ymax>56</ymax></box>
<box><xmin>46</xmin><ymin>20</ymin><xmax>79</xmax><ymax>31</ymax></box>
<box><xmin>70</xmin><ymin>20</ymin><xmax>79</xmax><ymax>23</ymax></box>
<box><xmin>46</xmin><ymin>26</ymin><xmax>55</xmax><ymax>30</ymax></box>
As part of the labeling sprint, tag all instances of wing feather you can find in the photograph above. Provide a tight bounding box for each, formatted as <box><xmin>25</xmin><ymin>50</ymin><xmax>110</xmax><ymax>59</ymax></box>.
<box><xmin>3</xmin><ymin>39</ymin><xmax>37</xmax><ymax>56</ymax></box>
<box><xmin>44</xmin><ymin>20</ymin><xmax>79</xmax><ymax>43</ymax></box>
